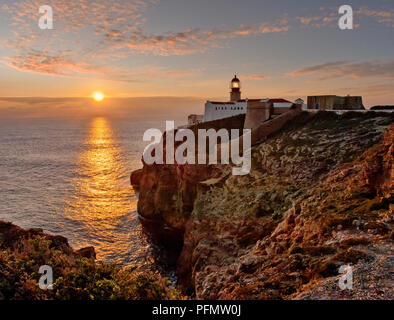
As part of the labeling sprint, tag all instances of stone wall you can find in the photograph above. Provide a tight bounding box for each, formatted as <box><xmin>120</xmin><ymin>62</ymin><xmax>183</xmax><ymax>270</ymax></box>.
<box><xmin>244</xmin><ymin>101</ymin><xmax>272</xmax><ymax>129</ymax></box>
<box><xmin>308</xmin><ymin>95</ymin><xmax>364</xmax><ymax>110</ymax></box>
<box><xmin>250</xmin><ymin>108</ymin><xmax>304</xmax><ymax>145</ymax></box>
<box><xmin>343</xmin><ymin>96</ymin><xmax>364</xmax><ymax>110</ymax></box>
<box><xmin>189</xmin><ymin>113</ymin><xmax>245</xmax><ymax>132</ymax></box>
<box><xmin>308</xmin><ymin>96</ymin><xmax>335</xmax><ymax>110</ymax></box>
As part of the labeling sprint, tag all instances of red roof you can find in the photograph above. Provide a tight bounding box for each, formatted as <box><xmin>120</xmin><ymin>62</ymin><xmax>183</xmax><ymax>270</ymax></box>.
<box><xmin>268</xmin><ymin>98</ymin><xmax>291</xmax><ymax>103</ymax></box>
<box><xmin>210</xmin><ymin>98</ymin><xmax>291</xmax><ymax>104</ymax></box>
<box><xmin>236</xmin><ymin>99</ymin><xmax>261</xmax><ymax>102</ymax></box>
<box><xmin>210</xmin><ymin>101</ymin><xmax>235</xmax><ymax>105</ymax></box>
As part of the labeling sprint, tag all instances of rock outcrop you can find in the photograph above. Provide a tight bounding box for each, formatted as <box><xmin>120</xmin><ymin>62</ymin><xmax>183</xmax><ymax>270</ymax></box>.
<box><xmin>0</xmin><ymin>221</ymin><xmax>182</xmax><ymax>300</ymax></box>
<box><xmin>133</xmin><ymin>111</ymin><xmax>393</xmax><ymax>299</ymax></box>
<box><xmin>130</xmin><ymin>168</ymin><xmax>143</xmax><ymax>188</ymax></box>
<box><xmin>0</xmin><ymin>221</ymin><xmax>95</xmax><ymax>259</ymax></box>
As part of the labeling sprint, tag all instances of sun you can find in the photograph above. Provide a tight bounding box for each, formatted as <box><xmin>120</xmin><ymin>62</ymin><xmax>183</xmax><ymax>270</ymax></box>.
<box><xmin>92</xmin><ymin>91</ymin><xmax>104</xmax><ymax>102</ymax></box>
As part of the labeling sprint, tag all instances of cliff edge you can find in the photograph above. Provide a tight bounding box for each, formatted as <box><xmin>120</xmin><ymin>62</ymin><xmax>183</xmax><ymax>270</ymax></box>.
<box><xmin>133</xmin><ymin>111</ymin><xmax>393</xmax><ymax>299</ymax></box>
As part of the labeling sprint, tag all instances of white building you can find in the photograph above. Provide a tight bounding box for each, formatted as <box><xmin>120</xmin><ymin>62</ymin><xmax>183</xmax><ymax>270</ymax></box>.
<box><xmin>203</xmin><ymin>75</ymin><xmax>293</xmax><ymax>122</ymax></box>
<box><xmin>204</xmin><ymin>100</ymin><xmax>248</xmax><ymax>122</ymax></box>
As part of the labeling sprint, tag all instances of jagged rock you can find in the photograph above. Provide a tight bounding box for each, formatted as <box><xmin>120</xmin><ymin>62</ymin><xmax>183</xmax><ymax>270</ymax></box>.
<box><xmin>76</xmin><ymin>246</ymin><xmax>96</xmax><ymax>259</ymax></box>
<box><xmin>134</xmin><ymin>111</ymin><xmax>393</xmax><ymax>299</ymax></box>
<box><xmin>0</xmin><ymin>221</ymin><xmax>69</xmax><ymax>250</ymax></box>
<box><xmin>0</xmin><ymin>221</ymin><xmax>100</xmax><ymax>261</ymax></box>
<box><xmin>130</xmin><ymin>168</ymin><xmax>143</xmax><ymax>187</ymax></box>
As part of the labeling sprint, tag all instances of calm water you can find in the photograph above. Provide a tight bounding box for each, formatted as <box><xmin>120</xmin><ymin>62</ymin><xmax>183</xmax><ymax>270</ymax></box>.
<box><xmin>0</xmin><ymin>117</ymin><xmax>171</xmax><ymax>267</ymax></box>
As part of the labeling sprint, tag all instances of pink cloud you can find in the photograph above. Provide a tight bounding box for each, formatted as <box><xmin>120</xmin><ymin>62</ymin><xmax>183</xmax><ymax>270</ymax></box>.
<box><xmin>2</xmin><ymin>51</ymin><xmax>101</xmax><ymax>77</ymax></box>
<box><xmin>3</xmin><ymin>0</ymin><xmax>291</xmax><ymax>57</ymax></box>
<box><xmin>3</xmin><ymin>1</ymin><xmax>393</xmax><ymax>82</ymax></box>
<box><xmin>114</xmin><ymin>18</ymin><xmax>290</xmax><ymax>56</ymax></box>
<box><xmin>2</xmin><ymin>49</ymin><xmax>201</xmax><ymax>83</ymax></box>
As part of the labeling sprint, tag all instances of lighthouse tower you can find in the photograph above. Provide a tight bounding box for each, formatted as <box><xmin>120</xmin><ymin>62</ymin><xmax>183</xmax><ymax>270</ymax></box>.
<box><xmin>230</xmin><ymin>75</ymin><xmax>241</xmax><ymax>101</ymax></box>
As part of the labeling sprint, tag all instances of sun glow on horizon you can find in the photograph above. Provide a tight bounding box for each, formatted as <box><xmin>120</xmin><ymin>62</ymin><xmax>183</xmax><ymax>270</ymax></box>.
<box><xmin>92</xmin><ymin>91</ymin><xmax>105</xmax><ymax>102</ymax></box>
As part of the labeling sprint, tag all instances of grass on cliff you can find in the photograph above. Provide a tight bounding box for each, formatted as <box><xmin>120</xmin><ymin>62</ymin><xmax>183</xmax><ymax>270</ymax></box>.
<box><xmin>0</xmin><ymin>235</ymin><xmax>182</xmax><ymax>300</ymax></box>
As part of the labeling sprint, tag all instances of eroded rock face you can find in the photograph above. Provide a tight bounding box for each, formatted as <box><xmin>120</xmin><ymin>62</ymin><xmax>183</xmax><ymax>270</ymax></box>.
<box><xmin>136</xmin><ymin>162</ymin><xmax>223</xmax><ymax>246</ymax></box>
<box><xmin>134</xmin><ymin>111</ymin><xmax>393</xmax><ymax>299</ymax></box>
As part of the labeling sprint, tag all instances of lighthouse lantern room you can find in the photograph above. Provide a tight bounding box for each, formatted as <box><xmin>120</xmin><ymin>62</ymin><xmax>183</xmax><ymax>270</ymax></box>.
<box><xmin>230</xmin><ymin>75</ymin><xmax>241</xmax><ymax>101</ymax></box>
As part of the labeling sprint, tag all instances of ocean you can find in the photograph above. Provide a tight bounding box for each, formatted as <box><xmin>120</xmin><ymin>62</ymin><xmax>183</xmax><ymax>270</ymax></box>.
<box><xmin>0</xmin><ymin>116</ymin><xmax>174</xmax><ymax>268</ymax></box>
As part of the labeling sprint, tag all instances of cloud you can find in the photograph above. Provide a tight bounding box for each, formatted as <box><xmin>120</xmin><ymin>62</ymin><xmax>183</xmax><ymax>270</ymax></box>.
<box><xmin>297</xmin><ymin>6</ymin><xmax>394</xmax><ymax>28</ymax></box>
<box><xmin>2</xmin><ymin>49</ymin><xmax>201</xmax><ymax>82</ymax></box>
<box><xmin>339</xmin><ymin>83</ymin><xmax>394</xmax><ymax>95</ymax></box>
<box><xmin>1</xmin><ymin>0</ymin><xmax>153</xmax><ymax>65</ymax></box>
<box><xmin>106</xmin><ymin>19</ymin><xmax>289</xmax><ymax>56</ymax></box>
<box><xmin>297</xmin><ymin>15</ymin><xmax>337</xmax><ymax>28</ymax></box>
<box><xmin>3</xmin><ymin>0</ymin><xmax>150</xmax><ymax>33</ymax></box>
<box><xmin>357</xmin><ymin>7</ymin><xmax>394</xmax><ymax>27</ymax></box>
<box><xmin>287</xmin><ymin>60</ymin><xmax>394</xmax><ymax>80</ymax></box>
<box><xmin>0</xmin><ymin>96</ymin><xmax>204</xmax><ymax>119</ymax></box>
<box><xmin>2</xmin><ymin>50</ymin><xmax>102</xmax><ymax>77</ymax></box>
<box><xmin>2</xmin><ymin>0</ymin><xmax>290</xmax><ymax>79</ymax></box>
<box><xmin>3</xmin><ymin>1</ymin><xmax>393</xmax><ymax>83</ymax></box>
<box><xmin>3</xmin><ymin>0</ymin><xmax>290</xmax><ymax>58</ymax></box>
<box><xmin>241</xmin><ymin>73</ymin><xmax>267</xmax><ymax>80</ymax></box>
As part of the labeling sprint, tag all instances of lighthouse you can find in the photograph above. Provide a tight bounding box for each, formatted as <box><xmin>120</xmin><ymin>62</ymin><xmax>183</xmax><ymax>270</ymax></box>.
<box><xmin>202</xmin><ymin>75</ymin><xmax>293</xmax><ymax>123</ymax></box>
<box><xmin>230</xmin><ymin>75</ymin><xmax>241</xmax><ymax>101</ymax></box>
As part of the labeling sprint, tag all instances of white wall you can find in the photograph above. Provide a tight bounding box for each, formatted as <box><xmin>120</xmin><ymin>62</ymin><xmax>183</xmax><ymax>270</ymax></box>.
<box><xmin>273</xmin><ymin>102</ymin><xmax>293</xmax><ymax>108</ymax></box>
<box><xmin>204</xmin><ymin>101</ymin><xmax>247</xmax><ymax>122</ymax></box>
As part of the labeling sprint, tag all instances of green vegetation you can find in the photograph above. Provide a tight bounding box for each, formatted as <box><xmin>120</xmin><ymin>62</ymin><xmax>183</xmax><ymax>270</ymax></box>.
<box><xmin>0</xmin><ymin>235</ymin><xmax>182</xmax><ymax>300</ymax></box>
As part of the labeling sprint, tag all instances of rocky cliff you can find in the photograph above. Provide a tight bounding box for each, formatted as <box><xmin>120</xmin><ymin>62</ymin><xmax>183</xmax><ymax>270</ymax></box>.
<box><xmin>0</xmin><ymin>221</ymin><xmax>181</xmax><ymax>299</ymax></box>
<box><xmin>133</xmin><ymin>111</ymin><xmax>393</xmax><ymax>299</ymax></box>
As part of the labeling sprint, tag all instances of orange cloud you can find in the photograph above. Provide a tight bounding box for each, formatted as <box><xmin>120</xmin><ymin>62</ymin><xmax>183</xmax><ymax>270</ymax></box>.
<box><xmin>297</xmin><ymin>14</ymin><xmax>336</xmax><ymax>28</ymax></box>
<box><xmin>116</xmin><ymin>19</ymin><xmax>290</xmax><ymax>56</ymax></box>
<box><xmin>3</xmin><ymin>1</ymin><xmax>393</xmax><ymax>83</ymax></box>
<box><xmin>2</xmin><ymin>51</ymin><xmax>102</xmax><ymax>77</ymax></box>
<box><xmin>2</xmin><ymin>50</ymin><xmax>201</xmax><ymax>83</ymax></box>
<box><xmin>357</xmin><ymin>7</ymin><xmax>394</xmax><ymax>27</ymax></box>
<box><xmin>3</xmin><ymin>0</ymin><xmax>291</xmax><ymax>58</ymax></box>
<box><xmin>241</xmin><ymin>73</ymin><xmax>267</xmax><ymax>80</ymax></box>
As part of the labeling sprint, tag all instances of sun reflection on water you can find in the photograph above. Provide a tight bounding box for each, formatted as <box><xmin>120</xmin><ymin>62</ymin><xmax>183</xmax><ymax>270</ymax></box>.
<box><xmin>63</xmin><ymin>117</ymin><xmax>151</xmax><ymax>265</ymax></box>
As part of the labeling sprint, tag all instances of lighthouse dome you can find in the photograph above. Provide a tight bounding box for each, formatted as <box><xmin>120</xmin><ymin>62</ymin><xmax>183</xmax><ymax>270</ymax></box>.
<box><xmin>230</xmin><ymin>75</ymin><xmax>241</xmax><ymax>89</ymax></box>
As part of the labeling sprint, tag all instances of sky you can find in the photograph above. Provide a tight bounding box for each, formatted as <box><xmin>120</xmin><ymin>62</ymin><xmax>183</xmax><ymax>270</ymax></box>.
<box><xmin>0</xmin><ymin>0</ymin><xmax>393</xmax><ymax>117</ymax></box>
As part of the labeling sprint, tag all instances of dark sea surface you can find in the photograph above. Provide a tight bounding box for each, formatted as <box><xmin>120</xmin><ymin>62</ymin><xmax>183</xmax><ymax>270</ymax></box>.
<box><xmin>0</xmin><ymin>116</ymin><xmax>173</xmax><ymax>268</ymax></box>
